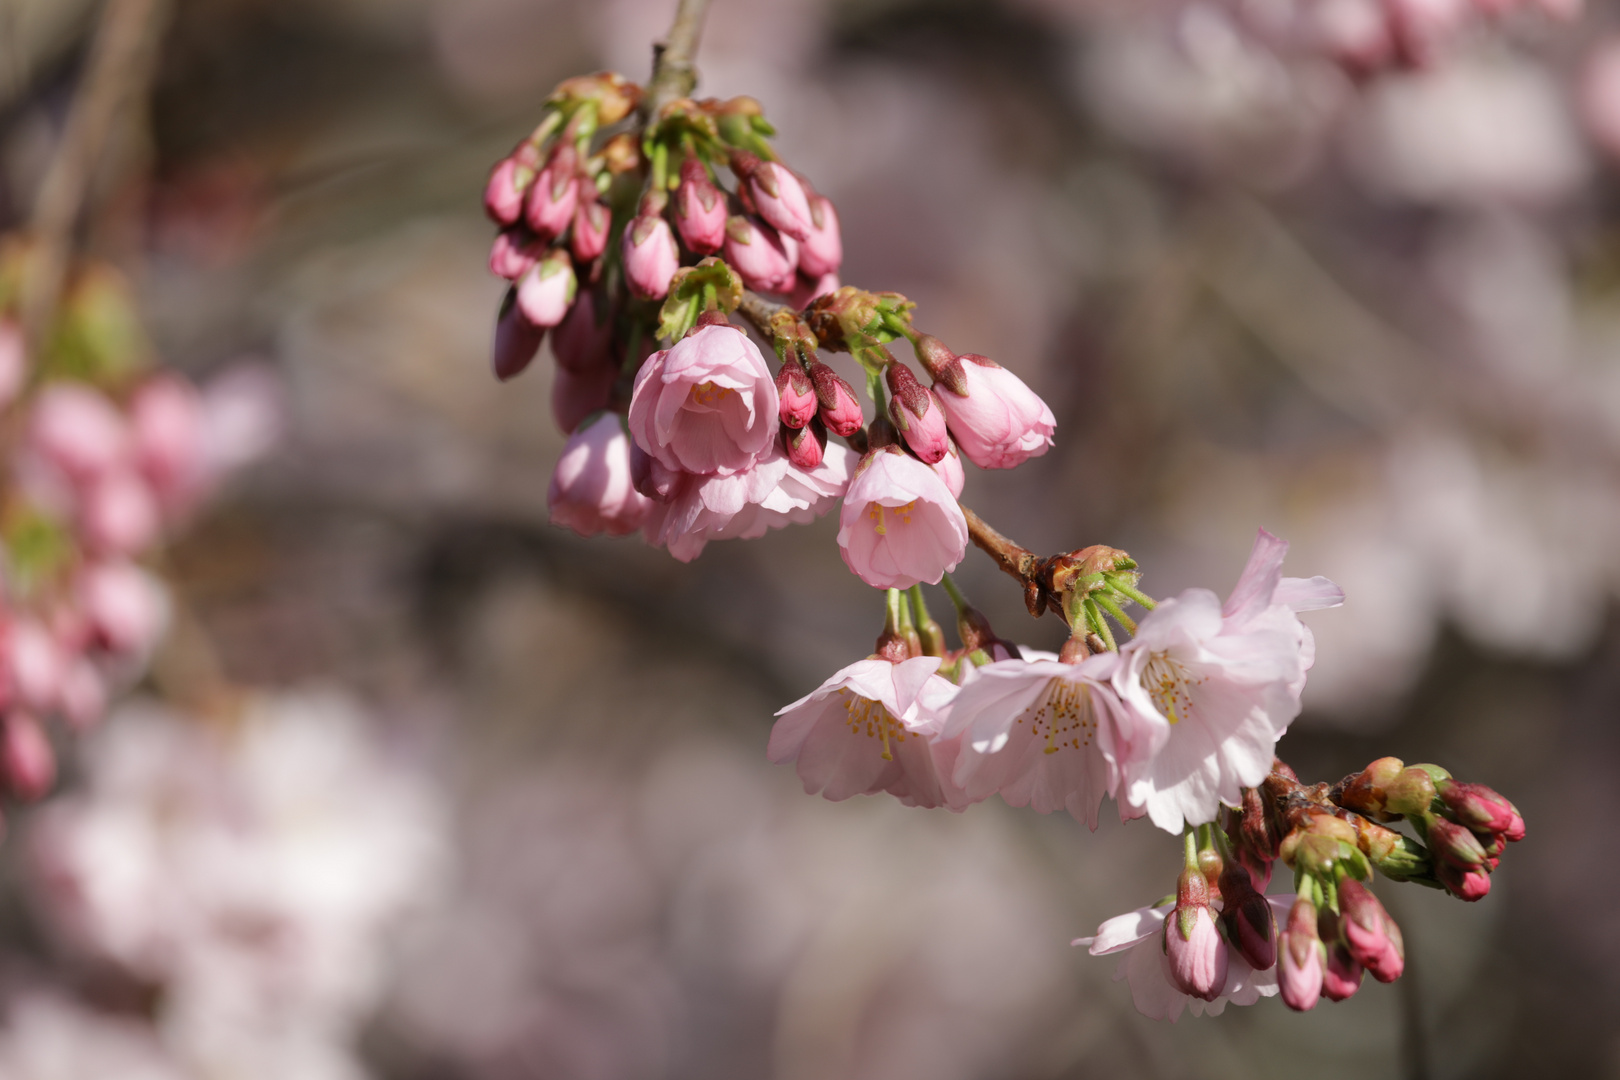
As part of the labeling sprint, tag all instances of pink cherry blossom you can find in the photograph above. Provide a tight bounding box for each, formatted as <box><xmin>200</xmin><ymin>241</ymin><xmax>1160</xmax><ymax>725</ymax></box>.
<box><xmin>195</xmin><ymin>363</ymin><xmax>282</xmax><ymax>478</ymax></box>
<box><xmin>1338</xmin><ymin>879</ymin><xmax>1404</xmax><ymax>983</ymax></box>
<box><xmin>571</xmin><ymin>194</ymin><xmax>610</xmax><ymax>263</ymax></box>
<box><xmin>484</xmin><ymin>146</ymin><xmax>538</xmax><ymax>225</ymax></box>
<box><xmin>1</xmin><ymin>712</ymin><xmax>56</xmax><ymax>801</ymax></box>
<box><xmin>77</xmin><ymin>561</ymin><xmax>168</xmax><ymax>657</ymax></box>
<box><xmin>886</xmin><ymin>364</ymin><xmax>950</xmax><ymax>465</ymax></box>
<box><xmin>129</xmin><ymin>375</ymin><xmax>206</xmax><ymax>515</ymax></box>
<box><xmin>644</xmin><ymin>438</ymin><xmax>853</xmax><ymax>562</ymax></box>
<box><xmin>1114</xmin><ymin>529</ymin><xmax>1342</xmax><ymax>833</ymax></box>
<box><xmin>767</xmin><ymin>656</ymin><xmax>961</xmax><ymax>808</ymax></box>
<box><xmin>10</xmin><ymin>618</ymin><xmax>66</xmax><ymax>714</ymax></box>
<box><xmin>81</xmin><ymin>469</ymin><xmax>161</xmax><ymax>554</ymax></box>
<box><xmin>522</xmin><ymin>149</ymin><xmax>578</xmax><ymax>240</ymax></box>
<box><xmin>776</xmin><ymin>363</ymin><xmax>817</xmax><ymax>428</ymax></box>
<box><xmin>940</xmin><ymin>652</ymin><xmax>1148</xmax><ymax>827</ymax></box>
<box><xmin>674</xmin><ymin>158</ymin><xmax>726</xmax><ymax>255</ymax></box>
<box><xmin>837</xmin><ymin>448</ymin><xmax>968</xmax><ymax>590</ymax></box>
<box><xmin>494</xmin><ymin>295</ymin><xmax>544</xmax><ymax>381</ymax></box>
<box><xmin>932</xmin><ymin>355</ymin><xmax>1055</xmax><ymax>470</ymax></box>
<box><xmin>1075</xmin><ymin>896</ymin><xmax>1289</xmax><ymax>1021</ymax></box>
<box><xmin>627</xmin><ymin>324</ymin><xmax>777</xmax><ymax>476</ymax></box>
<box><xmin>744</xmin><ymin>161</ymin><xmax>813</xmax><ymax>241</ymax></box>
<box><xmin>28</xmin><ymin>383</ymin><xmax>130</xmax><ymax>483</ymax></box>
<box><xmin>782</xmin><ymin>420</ymin><xmax>825</xmax><ymax>470</ymax></box>
<box><xmin>931</xmin><ymin>440</ymin><xmax>965</xmax><ymax>498</ymax></box>
<box><xmin>809</xmin><ymin>361</ymin><xmax>863</xmax><ymax>436</ymax></box>
<box><xmin>1166</xmin><ymin>870</ymin><xmax>1227</xmax><ymax>1001</ymax></box>
<box><xmin>516</xmin><ymin>253</ymin><xmax>577</xmax><ymax>328</ymax></box>
<box><xmin>1279</xmin><ymin>897</ymin><xmax>1324</xmax><ymax>1011</ymax></box>
<box><xmin>488</xmin><ymin>226</ymin><xmax>543</xmax><ymax>280</ymax></box>
<box><xmin>57</xmin><ymin>658</ymin><xmax>107</xmax><ymax>732</ymax></box>
<box><xmin>547</xmin><ymin>413</ymin><xmax>653</xmax><ymax>538</ymax></box>
<box><xmin>724</xmin><ymin>217</ymin><xmax>798</xmax><ymax>293</ymax></box>
<box><xmin>623</xmin><ymin>214</ymin><xmax>680</xmax><ymax>300</ymax></box>
<box><xmin>797</xmin><ymin>194</ymin><xmax>842</xmax><ymax>277</ymax></box>
<box><xmin>552</xmin><ymin>289</ymin><xmax>614</xmax><ymax>374</ymax></box>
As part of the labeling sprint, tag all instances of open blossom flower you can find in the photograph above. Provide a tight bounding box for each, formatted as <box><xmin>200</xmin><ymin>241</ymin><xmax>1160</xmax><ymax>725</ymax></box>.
<box><xmin>837</xmin><ymin>447</ymin><xmax>968</xmax><ymax>589</ymax></box>
<box><xmin>645</xmin><ymin>438</ymin><xmax>852</xmax><ymax>561</ymax></box>
<box><xmin>628</xmin><ymin>324</ymin><xmax>777</xmax><ymax>476</ymax></box>
<box><xmin>1076</xmin><ymin>896</ymin><xmax>1290</xmax><ymax>1021</ymax></box>
<box><xmin>547</xmin><ymin>413</ymin><xmax>652</xmax><ymax>538</ymax></box>
<box><xmin>1114</xmin><ymin>529</ymin><xmax>1343</xmax><ymax>833</ymax></box>
<box><xmin>931</xmin><ymin>354</ymin><xmax>1055</xmax><ymax>470</ymax></box>
<box><xmin>941</xmin><ymin>652</ymin><xmax>1149</xmax><ymax>827</ymax></box>
<box><xmin>767</xmin><ymin>656</ymin><xmax>960</xmax><ymax>808</ymax></box>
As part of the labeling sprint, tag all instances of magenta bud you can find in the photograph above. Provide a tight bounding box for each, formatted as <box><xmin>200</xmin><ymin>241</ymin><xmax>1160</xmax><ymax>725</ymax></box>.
<box><xmin>1438</xmin><ymin>862</ymin><xmax>1493</xmax><ymax>902</ymax></box>
<box><xmin>1321</xmin><ymin>939</ymin><xmax>1365</xmax><ymax>1002</ymax></box>
<box><xmin>809</xmin><ymin>362</ymin><xmax>863</xmax><ymax>436</ymax></box>
<box><xmin>1167</xmin><ymin>868</ymin><xmax>1226</xmax><ymax>1001</ymax></box>
<box><xmin>0</xmin><ymin>712</ymin><xmax>54</xmax><ymax>802</ymax></box>
<box><xmin>1427</xmin><ymin>816</ymin><xmax>1487</xmax><ymax>869</ymax></box>
<box><xmin>674</xmin><ymin>158</ymin><xmax>727</xmax><ymax>255</ymax></box>
<box><xmin>623</xmin><ymin>214</ymin><xmax>680</xmax><ymax>300</ymax></box>
<box><xmin>552</xmin><ymin>289</ymin><xmax>614</xmax><ymax>374</ymax></box>
<box><xmin>523</xmin><ymin>144</ymin><xmax>579</xmax><ymax>240</ymax></box>
<box><xmin>736</xmin><ymin>154</ymin><xmax>813</xmax><ymax>241</ymax></box>
<box><xmin>489</xmin><ymin>226</ymin><xmax>545</xmax><ymax>280</ymax></box>
<box><xmin>783</xmin><ymin>418</ymin><xmax>826</xmax><ymax>470</ymax></box>
<box><xmin>1437</xmin><ymin>779</ymin><xmax>1518</xmax><ymax>835</ymax></box>
<box><xmin>550</xmin><ymin>358</ymin><xmax>616</xmax><ymax>435</ymax></box>
<box><xmin>1218</xmin><ymin>864</ymin><xmax>1276</xmax><ymax>972</ymax></box>
<box><xmin>571</xmin><ymin>193</ymin><xmax>611</xmax><ymax>263</ymax></box>
<box><xmin>484</xmin><ymin>144</ymin><xmax>539</xmax><ymax>225</ymax></box>
<box><xmin>777</xmin><ymin>363</ymin><xmax>817</xmax><ymax>428</ymax></box>
<box><xmin>885</xmin><ymin>364</ymin><xmax>950</xmax><ymax>464</ymax></box>
<box><xmin>516</xmin><ymin>251</ymin><xmax>577</xmax><ymax>329</ymax></box>
<box><xmin>797</xmin><ymin>194</ymin><xmax>842</xmax><ymax>277</ymax></box>
<box><xmin>493</xmin><ymin>289</ymin><xmax>545</xmax><ymax>382</ymax></box>
<box><xmin>724</xmin><ymin>216</ymin><xmax>798</xmax><ymax>293</ymax></box>
<box><xmin>1280</xmin><ymin>898</ymin><xmax>1324</xmax><ymax>1011</ymax></box>
<box><xmin>1338</xmin><ymin>879</ymin><xmax>1404</xmax><ymax>983</ymax></box>
<box><xmin>1503</xmin><ymin>809</ymin><xmax>1526</xmax><ymax>843</ymax></box>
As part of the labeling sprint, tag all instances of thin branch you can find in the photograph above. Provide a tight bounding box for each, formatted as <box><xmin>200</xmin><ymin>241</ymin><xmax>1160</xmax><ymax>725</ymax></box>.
<box><xmin>19</xmin><ymin>0</ymin><xmax>171</xmax><ymax>354</ymax></box>
<box><xmin>645</xmin><ymin>0</ymin><xmax>712</xmax><ymax>120</ymax></box>
<box><xmin>960</xmin><ymin>504</ymin><xmax>1039</xmax><ymax>586</ymax></box>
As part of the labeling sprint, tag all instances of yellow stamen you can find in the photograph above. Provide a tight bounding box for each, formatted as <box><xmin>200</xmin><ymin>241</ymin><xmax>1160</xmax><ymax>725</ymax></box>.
<box><xmin>1017</xmin><ymin>679</ymin><xmax>1099</xmax><ymax>754</ymax></box>
<box><xmin>688</xmin><ymin>381</ymin><xmax>733</xmax><ymax>407</ymax></box>
<box><xmin>842</xmin><ymin>689</ymin><xmax>907</xmax><ymax>761</ymax></box>
<box><xmin>867</xmin><ymin>500</ymin><xmax>917</xmax><ymax>537</ymax></box>
<box><xmin>1143</xmin><ymin>652</ymin><xmax>1203</xmax><ymax>725</ymax></box>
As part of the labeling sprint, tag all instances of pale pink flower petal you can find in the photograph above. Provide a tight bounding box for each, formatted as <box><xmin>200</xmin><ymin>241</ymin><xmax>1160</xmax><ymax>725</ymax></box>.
<box><xmin>836</xmin><ymin>448</ymin><xmax>968</xmax><ymax>590</ymax></box>
<box><xmin>547</xmin><ymin>413</ymin><xmax>653</xmax><ymax>538</ymax></box>
<box><xmin>767</xmin><ymin>656</ymin><xmax>961</xmax><ymax>808</ymax></box>
<box><xmin>28</xmin><ymin>383</ymin><xmax>130</xmax><ymax>483</ymax></box>
<box><xmin>77</xmin><ymin>562</ymin><xmax>169</xmax><ymax>657</ymax></box>
<box><xmin>933</xmin><ymin>356</ymin><xmax>1055</xmax><ymax>470</ymax></box>
<box><xmin>627</xmin><ymin>324</ymin><xmax>777</xmax><ymax>477</ymax></box>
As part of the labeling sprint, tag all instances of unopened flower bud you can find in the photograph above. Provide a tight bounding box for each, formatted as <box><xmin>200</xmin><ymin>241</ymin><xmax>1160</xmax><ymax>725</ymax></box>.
<box><xmin>552</xmin><ymin>289</ymin><xmax>614</xmax><ymax>374</ymax></box>
<box><xmin>1338</xmin><ymin>879</ymin><xmax>1404</xmax><ymax>983</ymax></box>
<box><xmin>517</xmin><ymin>250</ymin><xmax>577</xmax><ymax>328</ymax></box>
<box><xmin>547</xmin><ymin>413</ymin><xmax>652</xmax><ymax>538</ymax></box>
<box><xmin>79</xmin><ymin>561</ymin><xmax>167</xmax><ymax>656</ymax></box>
<box><xmin>784</xmin><ymin>418</ymin><xmax>826</xmax><ymax>470</ymax></box>
<box><xmin>1167</xmin><ymin>868</ymin><xmax>1227</xmax><ymax>1002</ymax></box>
<box><xmin>734</xmin><ymin>153</ymin><xmax>813</xmax><ymax>241</ymax></box>
<box><xmin>623</xmin><ymin>213</ymin><xmax>680</xmax><ymax>301</ymax></box>
<box><xmin>83</xmin><ymin>469</ymin><xmax>160</xmax><ymax>554</ymax></box>
<box><xmin>1503</xmin><ymin>807</ymin><xmax>1526</xmax><ymax>843</ymax></box>
<box><xmin>484</xmin><ymin>143</ymin><xmax>540</xmax><ymax>225</ymax></box>
<box><xmin>810</xmin><ymin>362</ymin><xmax>863</xmax><ymax>436</ymax></box>
<box><xmin>1320</xmin><ymin>938</ymin><xmax>1365</xmax><ymax>1002</ymax></box>
<box><xmin>493</xmin><ymin>289</ymin><xmax>545</xmax><ymax>382</ymax></box>
<box><xmin>777</xmin><ymin>363</ymin><xmax>817</xmax><ymax>428</ymax></box>
<box><xmin>1333</xmin><ymin>756</ymin><xmax>1405</xmax><ymax>820</ymax></box>
<box><xmin>885</xmin><ymin>364</ymin><xmax>949</xmax><ymax>464</ymax></box>
<box><xmin>1281</xmin><ymin>898</ymin><xmax>1324</xmax><ymax>1011</ymax></box>
<box><xmin>1427</xmin><ymin>815</ymin><xmax>1487</xmax><ymax>869</ymax></box>
<box><xmin>797</xmin><ymin>194</ymin><xmax>843</xmax><ymax>277</ymax></box>
<box><xmin>489</xmin><ymin>226</ymin><xmax>545</xmax><ymax>280</ymax></box>
<box><xmin>1383</xmin><ymin>766</ymin><xmax>1438</xmax><ymax>817</ymax></box>
<box><xmin>929</xmin><ymin>352</ymin><xmax>1055</xmax><ymax>470</ymax></box>
<box><xmin>674</xmin><ymin>158</ymin><xmax>727</xmax><ymax>255</ymax></box>
<box><xmin>1437</xmin><ymin>861</ymin><xmax>1492</xmax><ymax>901</ymax></box>
<box><xmin>571</xmin><ymin>193</ymin><xmax>611</xmax><ymax>263</ymax></box>
<box><xmin>1218</xmin><ymin>863</ymin><xmax>1277</xmax><ymax>971</ymax></box>
<box><xmin>725</xmin><ymin>216</ymin><xmax>798</xmax><ymax>293</ymax></box>
<box><xmin>523</xmin><ymin>144</ymin><xmax>579</xmax><ymax>240</ymax></box>
<box><xmin>0</xmin><ymin>712</ymin><xmax>54</xmax><ymax>802</ymax></box>
<box><xmin>551</xmin><ymin>357</ymin><xmax>616</xmax><ymax>435</ymax></box>
<box><xmin>1437</xmin><ymin>779</ymin><xmax>1518</xmax><ymax>835</ymax></box>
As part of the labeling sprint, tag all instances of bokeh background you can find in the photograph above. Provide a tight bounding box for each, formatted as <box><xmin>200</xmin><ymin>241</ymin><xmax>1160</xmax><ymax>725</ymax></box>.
<box><xmin>1</xmin><ymin>0</ymin><xmax>1617</xmax><ymax>1076</ymax></box>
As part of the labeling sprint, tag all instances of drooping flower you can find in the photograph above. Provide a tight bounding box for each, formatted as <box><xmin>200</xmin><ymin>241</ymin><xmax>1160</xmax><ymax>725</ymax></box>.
<box><xmin>837</xmin><ymin>447</ymin><xmax>968</xmax><ymax>590</ymax></box>
<box><xmin>516</xmin><ymin>251</ymin><xmax>577</xmax><ymax>328</ymax></box>
<box><xmin>523</xmin><ymin>144</ymin><xmax>578</xmax><ymax>241</ymax></box>
<box><xmin>570</xmin><ymin>193</ymin><xmax>611</xmax><ymax>263</ymax></box>
<box><xmin>484</xmin><ymin>143</ymin><xmax>540</xmax><ymax>225</ymax></box>
<box><xmin>627</xmin><ymin>324</ymin><xmax>777</xmax><ymax>476</ymax></box>
<box><xmin>645</xmin><ymin>438</ymin><xmax>852</xmax><ymax>562</ymax></box>
<box><xmin>809</xmin><ymin>361</ymin><xmax>863</xmax><ymax>436</ymax></box>
<box><xmin>776</xmin><ymin>363</ymin><xmax>817</xmax><ymax>429</ymax></box>
<box><xmin>492</xmin><ymin>291</ymin><xmax>544</xmax><ymax>382</ymax></box>
<box><xmin>767</xmin><ymin>656</ymin><xmax>961</xmax><ymax>808</ymax></box>
<box><xmin>739</xmin><ymin>157</ymin><xmax>813</xmax><ymax>241</ymax></box>
<box><xmin>547</xmin><ymin>413</ymin><xmax>653</xmax><ymax>538</ymax></box>
<box><xmin>673</xmin><ymin>158</ymin><xmax>727</xmax><ymax>255</ymax></box>
<box><xmin>1114</xmin><ymin>529</ymin><xmax>1343</xmax><ymax>833</ymax></box>
<box><xmin>918</xmin><ymin>340</ymin><xmax>1055</xmax><ymax>470</ymax></box>
<box><xmin>1337</xmin><ymin>879</ymin><xmax>1404</xmax><ymax>983</ymax></box>
<box><xmin>1075</xmin><ymin>896</ymin><xmax>1289</xmax><ymax>1021</ymax></box>
<box><xmin>886</xmin><ymin>364</ymin><xmax>949</xmax><ymax>465</ymax></box>
<box><xmin>1166</xmin><ymin>867</ymin><xmax>1227</xmax><ymax>1002</ymax></box>
<box><xmin>940</xmin><ymin>652</ymin><xmax>1148</xmax><ymax>827</ymax></box>
<box><xmin>796</xmin><ymin>194</ymin><xmax>842</xmax><ymax>277</ymax></box>
<box><xmin>724</xmin><ymin>216</ymin><xmax>798</xmax><ymax>293</ymax></box>
<box><xmin>623</xmin><ymin>213</ymin><xmax>680</xmax><ymax>300</ymax></box>
<box><xmin>1279</xmin><ymin>896</ymin><xmax>1324</xmax><ymax>1011</ymax></box>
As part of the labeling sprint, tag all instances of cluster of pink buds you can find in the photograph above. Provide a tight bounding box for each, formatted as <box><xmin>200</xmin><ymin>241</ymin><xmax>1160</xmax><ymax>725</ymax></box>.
<box><xmin>0</xmin><ymin>246</ymin><xmax>270</xmax><ymax>814</ymax></box>
<box><xmin>485</xmin><ymin>25</ymin><xmax>1532</xmax><ymax>1026</ymax></box>
<box><xmin>1192</xmin><ymin>0</ymin><xmax>1582</xmax><ymax>74</ymax></box>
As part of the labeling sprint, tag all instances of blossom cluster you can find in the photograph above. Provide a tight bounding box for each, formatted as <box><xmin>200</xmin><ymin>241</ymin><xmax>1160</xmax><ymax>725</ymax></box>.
<box><xmin>0</xmin><ymin>244</ymin><xmax>275</xmax><ymax>813</ymax></box>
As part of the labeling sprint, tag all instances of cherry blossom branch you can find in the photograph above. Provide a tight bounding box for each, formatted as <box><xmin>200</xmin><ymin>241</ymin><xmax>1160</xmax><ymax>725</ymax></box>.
<box><xmin>960</xmin><ymin>504</ymin><xmax>1040</xmax><ymax>586</ymax></box>
<box><xmin>645</xmin><ymin>0</ymin><xmax>712</xmax><ymax>119</ymax></box>
<box><xmin>19</xmin><ymin>0</ymin><xmax>171</xmax><ymax>354</ymax></box>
